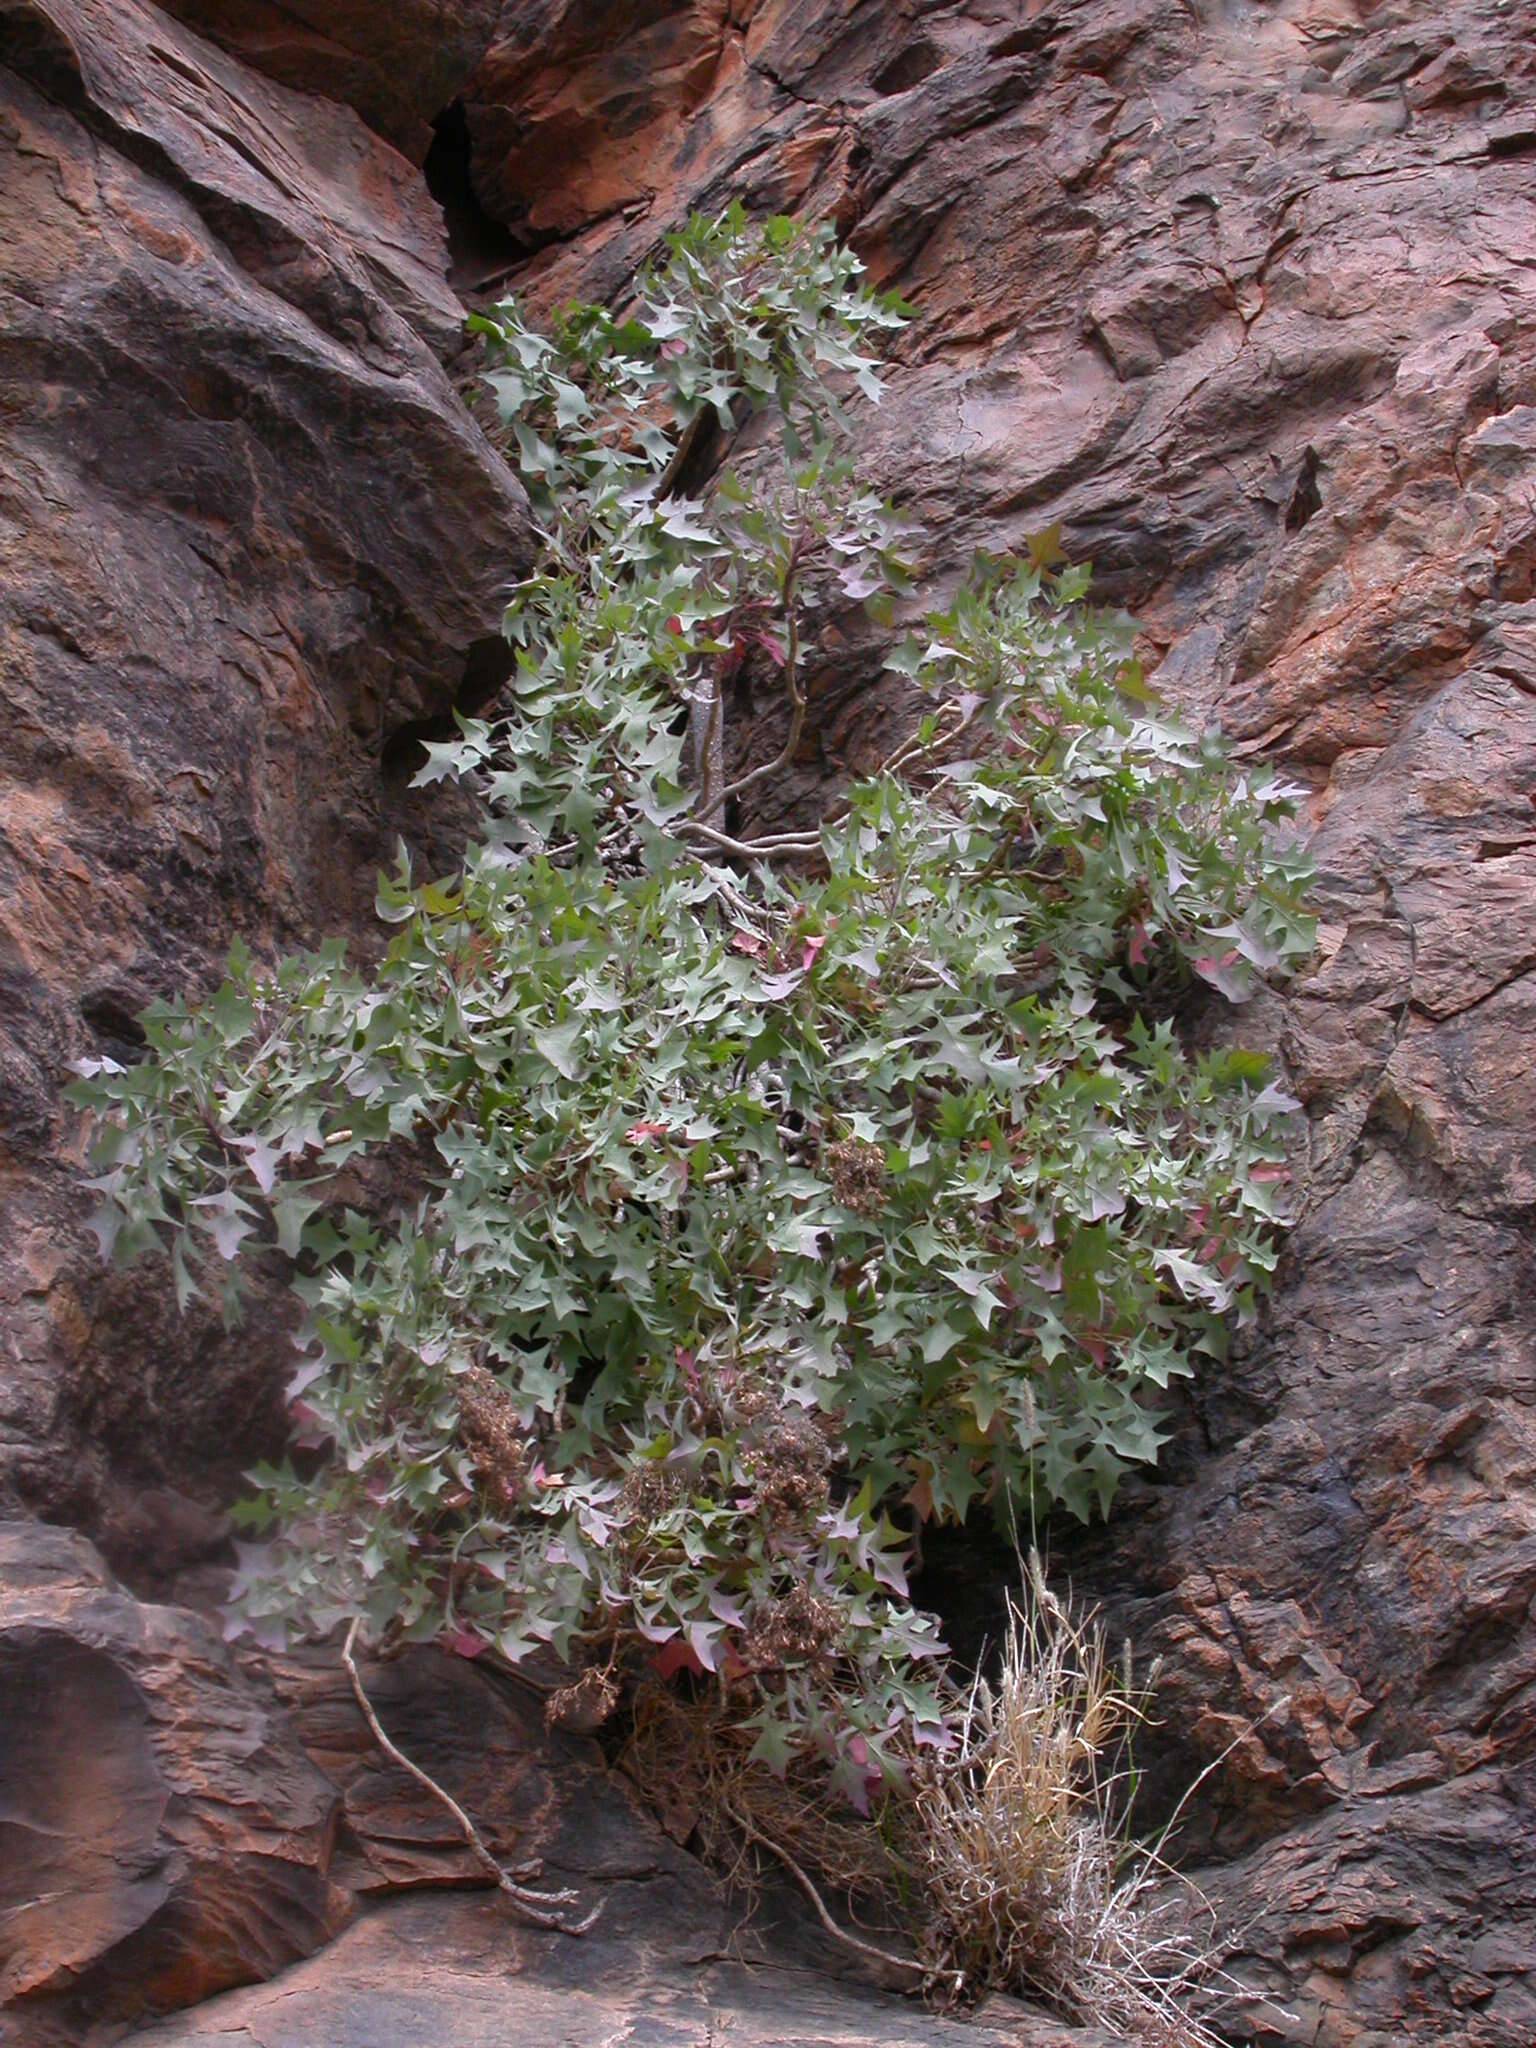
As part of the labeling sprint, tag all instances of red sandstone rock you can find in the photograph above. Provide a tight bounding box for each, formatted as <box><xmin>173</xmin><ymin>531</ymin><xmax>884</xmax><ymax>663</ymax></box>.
<box><xmin>3</xmin><ymin>0</ymin><xmax>1536</xmax><ymax>2041</ymax></box>
<box><xmin>0</xmin><ymin>0</ymin><xmax>531</xmax><ymax>1541</ymax></box>
<box><xmin>0</xmin><ymin>1523</ymin><xmax>348</xmax><ymax>2039</ymax></box>
<box><xmin>153</xmin><ymin>0</ymin><xmax>503</xmax><ymax>164</ymax></box>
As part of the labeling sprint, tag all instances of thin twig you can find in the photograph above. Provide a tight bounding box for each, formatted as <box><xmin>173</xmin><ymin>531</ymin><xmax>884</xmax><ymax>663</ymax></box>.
<box><xmin>341</xmin><ymin>1617</ymin><xmax>600</xmax><ymax>1934</ymax></box>
<box><xmin>717</xmin><ymin>563</ymin><xmax>807</xmax><ymax>811</ymax></box>
<box><xmin>694</xmin><ymin>670</ymin><xmax>726</xmax><ymax>826</ymax></box>
<box><xmin>677</xmin><ymin>818</ymin><xmax>824</xmax><ymax>860</ymax></box>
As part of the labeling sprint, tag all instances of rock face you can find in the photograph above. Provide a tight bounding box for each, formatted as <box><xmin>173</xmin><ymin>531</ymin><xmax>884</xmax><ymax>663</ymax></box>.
<box><xmin>152</xmin><ymin>0</ymin><xmax>504</xmax><ymax>164</ymax></box>
<box><xmin>119</xmin><ymin>1891</ymin><xmax>1113</xmax><ymax>2048</ymax></box>
<box><xmin>0</xmin><ymin>1523</ymin><xmax>347</xmax><ymax>2039</ymax></box>
<box><xmin>0</xmin><ymin>0</ymin><xmax>532</xmax><ymax>1547</ymax></box>
<box><xmin>2</xmin><ymin>0</ymin><xmax>1535</xmax><ymax>2044</ymax></box>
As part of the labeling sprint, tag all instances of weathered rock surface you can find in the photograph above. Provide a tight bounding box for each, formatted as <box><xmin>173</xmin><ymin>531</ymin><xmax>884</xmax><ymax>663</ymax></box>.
<box><xmin>116</xmin><ymin>1890</ymin><xmax>1113</xmax><ymax>2048</ymax></box>
<box><xmin>0</xmin><ymin>0</ymin><xmax>531</xmax><ymax>1545</ymax></box>
<box><xmin>153</xmin><ymin>0</ymin><xmax>504</xmax><ymax>165</ymax></box>
<box><xmin>0</xmin><ymin>1522</ymin><xmax>346</xmax><ymax>2040</ymax></box>
<box><xmin>3</xmin><ymin>0</ymin><xmax>1536</xmax><ymax>2042</ymax></box>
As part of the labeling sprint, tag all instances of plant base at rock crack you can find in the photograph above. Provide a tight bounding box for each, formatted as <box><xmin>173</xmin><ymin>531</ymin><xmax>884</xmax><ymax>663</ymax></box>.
<box><xmin>72</xmin><ymin>208</ymin><xmax>1313</xmax><ymax>1847</ymax></box>
<box><xmin>908</xmin><ymin>1557</ymin><xmax>1244</xmax><ymax>2045</ymax></box>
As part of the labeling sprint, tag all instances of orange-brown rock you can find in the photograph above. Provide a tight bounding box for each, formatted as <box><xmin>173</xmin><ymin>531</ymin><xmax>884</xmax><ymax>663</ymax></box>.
<box><xmin>0</xmin><ymin>1522</ymin><xmax>347</xmax><ymax>2041</ymax></box>
<box><xmin>3</xmin><ymin>0</ymin><xmax>1536</xmax><ymax>2041</ymax></box>
<box><xmin>0</xmin><ymin>0</ymin><xmax>531</xmax><ymax>1544</ymax></box>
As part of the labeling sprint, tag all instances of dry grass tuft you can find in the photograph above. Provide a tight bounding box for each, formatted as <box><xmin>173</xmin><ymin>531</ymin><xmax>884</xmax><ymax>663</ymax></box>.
<box><xmin>905</xmin><ymin>1553</ymin><xmax>1231</xmax><ymax>2044</ymax></box>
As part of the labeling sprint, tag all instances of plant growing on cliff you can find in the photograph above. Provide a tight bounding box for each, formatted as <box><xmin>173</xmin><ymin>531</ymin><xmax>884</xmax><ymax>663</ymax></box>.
<box><xmin>72</xmin><ymin>208</ymin><xmax>1312</xmax><ymax>1834</ymax></box>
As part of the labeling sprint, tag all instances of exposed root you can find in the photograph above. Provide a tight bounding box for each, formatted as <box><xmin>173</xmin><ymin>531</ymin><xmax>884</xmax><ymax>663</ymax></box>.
<box><xmin>720</xmin><ymin>1795</ymin><xmax>930</xmax><ymax>1985</ymax></box>
<box><xmin>341</xmin><ymin>1616</ymin><xmax>600</xmax><ymax>1934</ymax></box>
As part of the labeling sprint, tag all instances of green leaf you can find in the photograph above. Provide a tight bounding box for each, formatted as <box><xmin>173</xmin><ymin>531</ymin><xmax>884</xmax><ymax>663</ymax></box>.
<box><xmin>533</xmin><ymin>1020</ymin><xmax>583</xmax><ymax>1079</ymax></box>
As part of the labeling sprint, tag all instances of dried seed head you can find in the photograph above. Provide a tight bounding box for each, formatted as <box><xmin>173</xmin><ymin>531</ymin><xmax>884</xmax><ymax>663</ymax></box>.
<box><xmin>455</xmin><ymin>1366</ymin><xmax>525</xmax><ymax>1502</ymax></box>
<box><xmin>742</xmin><ymin>1411</ymin><xmax>831</xmax><ymax>1526</ymax></box>
<box><xmin>826</xmin><ymin>1135</ymin><xmax>887</xmax><ymax>1216</ymax></box>
<box><xmin>742</xmin><ymin>1581</ymin><xmax>844</xmax><ymax>1669</ymax></box>
<box><xmin>619</xmin><ymin>1461</ymin><xmax>687</xmax><ymax>1522</ymax></box>
<box><xmin>545</xmin><ymin>1663</ymin><xmax>619</xmax><ymax>1734</ymax></box>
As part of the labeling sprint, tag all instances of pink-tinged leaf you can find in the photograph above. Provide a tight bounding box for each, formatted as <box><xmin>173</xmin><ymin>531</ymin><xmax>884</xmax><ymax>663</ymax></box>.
<box><xmin>906</xmin><ymin>1718</ymin><xmax>954</xmax><ymax>1750</ymax></box>
<box><xmin>660</xmin><ymin>337</ymin><xmax>689</xmax><ymax>359</ymax></box>
<box><xmin>730</xmin><ymin>929</ymin><xmax>764</xmax><ymax>955</ymax></box>
<box><xmin>847</xmin><ymin>1733</ymin><xmax>870</xmax><ymax>1769</ymax></box>
<box><xmin>652</xmin><ymin>1637</ymin><xmax>707</xmax><ymax>1681</ymax></box>
<box><xmin>527</xmin><ymin>1461</ymin><xmax>550</xmax><ymax>1488</ymax></box>
<box><xmin>759</xmin><ymin>631</ymin><xmax>787</xmax><ymax>665</ymax></box>
<box><xmin>686</xmin><ymin>1621</ymin><xmax>721</xmax><ymax>1672</ymax></box>
<box><xmin>1127</xmin><ymin>921</ymin><xmax>1150</xmax><ymax>967</ymax></box>
<box><xmin>1250</xmin><ymin>1164</ymin><xmax>1291</xmax><ymax>1183</ymax></box>
<box><xmin>1196</xmin><ymin>1236</ymin><xmax>1224</xmax><ymax>1263</ymax></box>
<box><xmin>1193</xmin><ymin>949</ymin><xmax>1254</xmax><ymax>1001</ymax></box>
<box><xmin>448</xmin><ymin>1629</ymin><xmax>488</xmax><ymax>1659</ymax></box>
<box><xmin>757</xmin><ymin>970</ymin><xmax>803</xmax><ymax>1000</ymax></box>
<box><xmin>284</xmin><ymin>1355</ymin><xmax>328</xmax><ymax>1402</ymax></box>
<box><xmin>801</xmin><ymin>934</ymin><xmax>827</xmax><ymax>972</ymax></box>
<box><xmin>288</xmin><ymin>1399</ymin><xmax>332</xmax><ymax>1451</ymax></box>
<box><xmin>626</xmin><ymin>1121</ymin><xmax>671</xmax><ymax>1145</ymax></box>
<box><xmin>829</xmin><ymin>1756</ymin><xmax>873</xmax><ymax>1816</ymax></box>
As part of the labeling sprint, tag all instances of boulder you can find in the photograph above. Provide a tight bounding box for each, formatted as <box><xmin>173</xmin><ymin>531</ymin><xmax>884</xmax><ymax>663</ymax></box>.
<box><xmin>0</xmin><ymin>1523</ymin><xmax>346</xmax><ymax>2039</ymax></box>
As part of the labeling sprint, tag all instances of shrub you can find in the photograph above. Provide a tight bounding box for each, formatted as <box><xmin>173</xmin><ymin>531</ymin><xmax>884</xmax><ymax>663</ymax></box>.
<box><xmin>72</xmin><ymin>207</ymin><xmax>1313</xmax><ymax>1805</ymax></box>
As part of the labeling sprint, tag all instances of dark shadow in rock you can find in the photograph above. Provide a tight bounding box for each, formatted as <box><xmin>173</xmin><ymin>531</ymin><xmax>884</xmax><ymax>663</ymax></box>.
<box><xmin>425</xmin><ymin>100</ymin><xmax>526</xmax><ymax>298</ymax></box>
